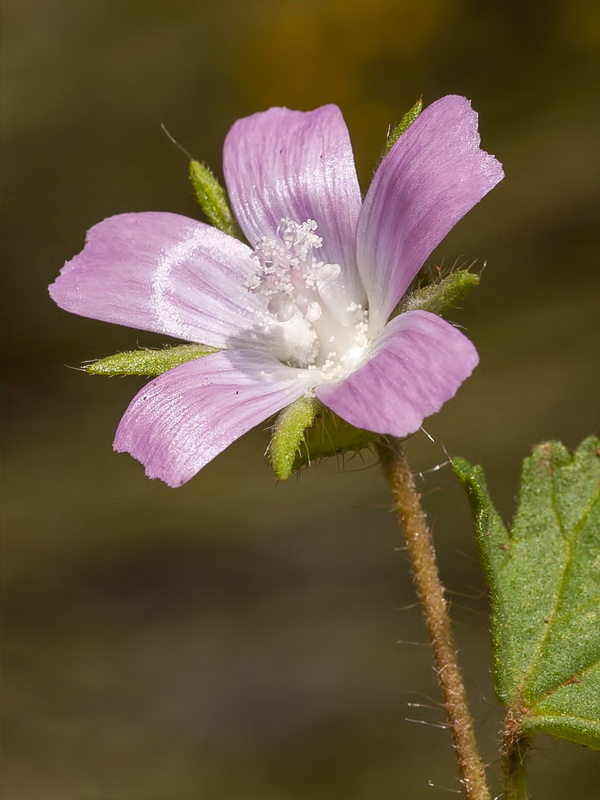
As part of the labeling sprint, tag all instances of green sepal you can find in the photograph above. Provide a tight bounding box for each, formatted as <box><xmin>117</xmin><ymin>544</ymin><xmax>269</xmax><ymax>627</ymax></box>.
<box><xmin>398</xmin><ymin>270</ymin><xmax>480</xmax><ymax>317</ymax></box>
<box><xmin>269</xmin><ymin>394</ymin><xmax>379</xmax><ymax>481</ymax></box>
<box><xmin>189</xmin><ymin>160</ymin><xmax>244</xmax><ymax>240</ymax></box>
<box><xmin>269</xmin><ymin>395</ymin><xmax>322</xmax><ymax>480</ymax></box>
<box><xmin>453</xmin><ymin>437</ymin><xmax>600</xmax><ymax>749</ymax></box>
<box><xmin>384</xmin><ymin>98</ymin><xmax>423</xmax><ymax>155</ymax></box>
<box><xmin>86</xmin><ymin>343</ymin><xmax>218</xmax><ymax>377</ymax></box>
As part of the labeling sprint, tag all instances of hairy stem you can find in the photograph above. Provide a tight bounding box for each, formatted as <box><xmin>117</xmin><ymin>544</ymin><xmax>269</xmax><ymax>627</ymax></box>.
<box><xmin>377</xmin><ymin>437</ymin><xmax>490</xmax><ymax>800</ymax></box>
<box><xmin>502</xmin><ymin>713</ymin><xmax>531</xmax><ymax>800</ymax></box>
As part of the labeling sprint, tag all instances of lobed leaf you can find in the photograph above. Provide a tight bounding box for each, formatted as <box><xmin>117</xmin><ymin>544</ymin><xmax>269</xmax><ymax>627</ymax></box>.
<box><xmin>453</xmin><ymin>437</ymin><xmax>600</xmax><ymax>749</ymax></box>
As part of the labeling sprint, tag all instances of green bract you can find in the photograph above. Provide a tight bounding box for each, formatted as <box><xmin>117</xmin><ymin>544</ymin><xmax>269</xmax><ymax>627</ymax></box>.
<box><xmin>189</xmin><ymin>159</ymin><xmax>244</xmax><ymax>240</ymax></box>
<box><xmin>384</xmin><ymin>98</ymin><xmax>423</xmax><ymax>155</ymax></box>
<box><xmin>397</xmin><ymin>270</ymin><xmax>479</xmax><ymax>316</ymax></box>
<box><xmin>86</xmin><ymin>344</ymin><xmax>218</xmax><ymax>377</ymax></box>
<box><xmin>453</xmin><ymin>437</ymin><xmax>600</xmax><ymax>749</ymax></box>
<box><xmin>269</xmin><ymin>395</ymin><xmax>378</xmax><ymax>481</ymax></box>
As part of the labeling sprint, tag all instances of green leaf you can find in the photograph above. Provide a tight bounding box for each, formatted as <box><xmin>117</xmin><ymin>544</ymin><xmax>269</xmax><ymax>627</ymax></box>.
<box><xmin>384</xmin><ymin>98</ymin><xmax>423</xmax><ymax>155</ymax></box>
<box><xmin>189</xmin><ymin>160</ymin><xmax>244</xmax><ymax>240</ymax></box>
<box><xmin>269</xmin><ymin>395</ymin><xmax>379</xmax><ymax>480</ymax></box>
<box><xmin>86</xmin><ymin>343</ymin><xmax>218</xmax><ymax>377</ymax></box>
<box><xmin>397</xmin><ymin>270</ymin><xmax>479</xmax><ymax>317</ymax></box>
<box><xmin>453</xmin><ymin>437</ymin><xmax>600</xmax><ymax>749</ymax></box>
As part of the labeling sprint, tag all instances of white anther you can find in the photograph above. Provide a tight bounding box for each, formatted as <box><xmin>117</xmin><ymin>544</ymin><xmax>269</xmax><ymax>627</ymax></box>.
<box><xmin>305</xmin><ymin>301</ymin><xmax>323</xmax><ymax>323</ymax></box>
<box><xmin>246</xmin><ymin>217</ymin><xmax>370</xmax><ymax>372</ymax></box>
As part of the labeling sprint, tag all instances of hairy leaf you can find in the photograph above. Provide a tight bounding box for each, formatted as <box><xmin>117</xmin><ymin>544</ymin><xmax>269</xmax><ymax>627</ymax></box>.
<box><xmin>453</xmin><ymin>437</ymin><xmax>600</xmax><ymax>749</ymax></box>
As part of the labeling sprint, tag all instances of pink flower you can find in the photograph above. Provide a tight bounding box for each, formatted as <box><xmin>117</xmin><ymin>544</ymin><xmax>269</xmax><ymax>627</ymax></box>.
<box><xmin>49</xmin><ymin>96</ymin><xmax>503</xmax><ymax>487</ymax></box>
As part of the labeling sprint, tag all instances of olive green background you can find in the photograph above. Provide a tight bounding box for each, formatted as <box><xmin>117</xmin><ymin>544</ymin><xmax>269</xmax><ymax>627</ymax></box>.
<box><xmin>3</xmin><ymin>1</ymin><xmax>599</xmax><ymax>798</ymax></box>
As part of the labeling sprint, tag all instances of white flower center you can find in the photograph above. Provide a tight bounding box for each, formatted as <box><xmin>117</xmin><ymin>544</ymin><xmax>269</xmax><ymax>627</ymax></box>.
<box><xmin>247</xmin><ymin>218</ymin><xmax>370</xmax><ymax>380</ymax></box>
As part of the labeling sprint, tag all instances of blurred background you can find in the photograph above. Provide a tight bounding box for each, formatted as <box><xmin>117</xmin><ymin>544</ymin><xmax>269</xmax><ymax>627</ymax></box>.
<box><xmin>3</xmin><ymin>1</ymin><xmax>599</xmax><ymax>798</ymax></box>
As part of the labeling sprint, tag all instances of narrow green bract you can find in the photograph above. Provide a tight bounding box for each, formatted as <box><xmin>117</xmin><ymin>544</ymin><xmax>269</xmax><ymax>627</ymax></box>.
<box><xmin>384</xmin><ymin>98</ymin><xmax>423</xmax><ymax>155</ymax></box>
<box><xmin>269</xmin><ymin>395</ymin><xmax>378</xmax><ymax>481</ymax></box>
<box><xmin>269</xmin><ymin>395</ymin><xmax>322</xmax><ymax>480</ymax></box>
<box><xmin>189</xmin><ymin>160</ymin><xmax>244</xmax><ymax>240</ymax></box>
<box><xmin>86</xmin><ymin>344</ymin><xmax>218</xmax><ymax>377</ymax></box>
<box><xmin>398</xmin><ymin>270</ymin><xmax>479</xmax><ymax>316</ymax></box>
<box><xmin>453</xmin><ymin>437</ymin><xmax>600</xmax><ymax>749</ymax></box>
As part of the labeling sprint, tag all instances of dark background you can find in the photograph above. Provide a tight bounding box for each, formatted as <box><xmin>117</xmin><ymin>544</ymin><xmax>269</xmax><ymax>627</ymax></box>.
<box><xmin>3</xmin><ymin>1</ymin><xmax>599</xmax><ymax>798</ymax></box>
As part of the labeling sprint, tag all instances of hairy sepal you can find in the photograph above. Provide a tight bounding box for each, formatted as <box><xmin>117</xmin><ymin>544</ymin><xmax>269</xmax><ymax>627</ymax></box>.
<box><xmin>398</xmin><ymin>270</ymin><xmax>479</xmax><ymax>317</ymax></box>
<box><xmin>86</xmin><ymin>343</ymin><xmax>218</xmax><ymax>377</ymax></box>
<box><xmin>269</xmin><ymin>395</ymin><xmax>378</xmax><ymax>480</ymax></box>
<box><xmin>384</xmin><ymin>98</ymin><xmax>423</xmax><ymax>155</ymax></box>
<box><xmin>189</xmin><ymin>160</ymin><xmax>244</xmax><ymax>240</ymax></box>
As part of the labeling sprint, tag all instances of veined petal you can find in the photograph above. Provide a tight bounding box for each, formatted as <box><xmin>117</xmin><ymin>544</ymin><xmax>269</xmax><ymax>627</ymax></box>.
<box><xmin>114</xmin><ymin>350</ymin><xmax>315</xmax><ymax>487</ymax></box>
<box><xmin>49</xmin><ymin>212</ymin><xmax>281</xmax><ymax>351</ymax></box>
<box><xmin>223</xmin><ymin>105</ymin><xmax>365</xmax><ymax>322</ymax></box>
<box><xmin>357</xmin><ymin>95</ymin><xmax>504</xmax><ymax>334</ymax></box>
<box><xmin>316</xmin><ymin>310</ymin><xmax>478</xmax><ymax>437</ymax></box>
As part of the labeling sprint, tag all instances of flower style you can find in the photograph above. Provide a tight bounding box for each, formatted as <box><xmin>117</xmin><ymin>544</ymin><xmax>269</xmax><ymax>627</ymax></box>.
<box><xmin>49</xmin><ymin>95</ymin><xmax>503</xmax><ymax>487</ymax></box>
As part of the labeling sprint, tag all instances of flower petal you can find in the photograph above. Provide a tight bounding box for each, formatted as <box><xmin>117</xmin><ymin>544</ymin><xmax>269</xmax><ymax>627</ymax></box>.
<box><xmin>49</xmin><ymin>212</ymin><xmax>282</xmax><ymax>351</ymax></box>
<box><xmin>357</xmin><ymin>95</ymin><xmax>504</xmax><ymax>333</ymax></box>
<box><xmin>113</xmin><ymin>349</ymin><xmax>315</xmax><ymax>487</ymax></box>
<box><xmin>223</xmin><ymin>105</ymin><xmax>365</xmax><ymax>321</ymax></box>
<box><xmin>315</xmin><ymin>310</ymin><xmax>478</xmax><ymax>437</ymax></box>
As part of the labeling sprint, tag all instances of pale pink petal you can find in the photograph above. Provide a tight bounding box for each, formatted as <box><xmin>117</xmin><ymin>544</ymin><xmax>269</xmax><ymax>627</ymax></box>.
<box><xmin>113</xmin><ymin>350</ymin><xmax>315</xmax><ymax>487</ymax></box>
<box><xmin>357</xmin><ymin>96</ymin><xmax>504</xmax><ymax>334</ymax></box>
<box><xmin>223</xmin><ymin>105</ymin><xmax>365</xmax><ymax>321</ymax></box>
<box><xmin>49</xmin><ymin>212</ymin><xmax>281</xmax><ymax>351</ymax></box>
<box><xmin>316</xmin><ymin>310</ymin><xmax>478</xmax><ymax>436</ymax></box>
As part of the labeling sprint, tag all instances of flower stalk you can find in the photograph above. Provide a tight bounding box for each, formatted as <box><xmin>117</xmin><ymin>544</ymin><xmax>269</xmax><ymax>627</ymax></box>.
<box><xmin>377</xmin><ymin>437</ymin><xmax>490</xmax><ymax>800</ymax></box>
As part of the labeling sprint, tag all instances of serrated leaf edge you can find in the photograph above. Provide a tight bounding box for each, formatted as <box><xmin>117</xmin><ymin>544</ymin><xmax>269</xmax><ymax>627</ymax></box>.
<box><xmin>454</xmin><ymin>438</ymin><xmax>600</xmax><ymax>750</ymax></box>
